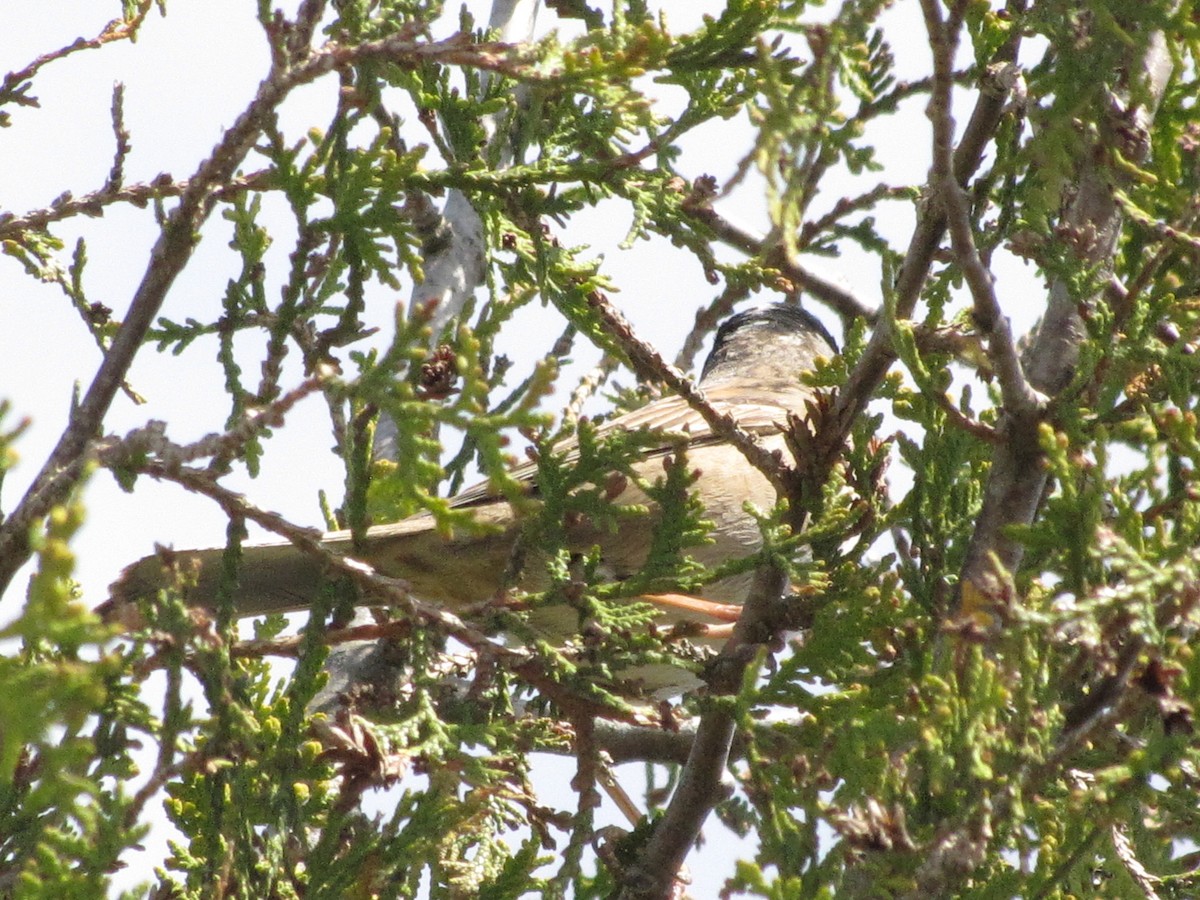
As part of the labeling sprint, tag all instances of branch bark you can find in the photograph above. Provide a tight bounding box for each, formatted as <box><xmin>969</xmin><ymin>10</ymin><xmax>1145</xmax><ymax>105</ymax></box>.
<box><xmin>613</xmin><ymin>10</ymin><xmax>1032</xmax><ymax>895</ymax></box>
<box><xmin>921</xmin><ymin>0</ymin><xmax>1041</xmax><ymax>421</ymax></box>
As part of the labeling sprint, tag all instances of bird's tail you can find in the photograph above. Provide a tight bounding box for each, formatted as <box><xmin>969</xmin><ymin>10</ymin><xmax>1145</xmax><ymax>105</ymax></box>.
<box><xmin>102</xmin><ymin>511</ymin><xmax>483</xmax><ymax>624</ymax></box>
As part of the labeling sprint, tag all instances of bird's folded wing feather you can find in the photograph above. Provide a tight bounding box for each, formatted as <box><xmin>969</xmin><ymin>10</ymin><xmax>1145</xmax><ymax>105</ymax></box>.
<box><xmin>448</xmin><ymin>385</ymin><xmax>804</xmax><ymax>508</ymax></box>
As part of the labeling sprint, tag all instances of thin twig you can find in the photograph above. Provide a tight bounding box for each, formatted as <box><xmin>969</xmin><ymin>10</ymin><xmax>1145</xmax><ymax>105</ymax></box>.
<box><xmin>229</xmin><ymin>619</ymin><xmax>414</xmax><ymax>658</ymax></box>
<box><xmin>105</xmin><ymin>82</ymin><xmax>130</xmax><ymax>192</ymax></box>
<box><xmin>685</xmin><ymin>201</ymin><xmax>875</xmax><ymax>324</ymax></box>
<box><xmin>931</xmin><ymin>390</ymin><xmax>999</xmax><ymax>443</ymax></box>
<box><xmin>797</xmin><ymin>183</ymin><xmax>916</xmax><ymax>249</ymax></box>
<box><xmin>0</xmin><ymin>171</ymin><xmax>274</xmax><ymax>240</ymax></box>
<box><xmin>673</xmin><ymin>289</ymin><xmax>746</xmax><ymax>374</ymax></box>
<box><xmin>0</xmin><ymin>2</ymin><xmax>155</xmax><ymax>109</ymax></box>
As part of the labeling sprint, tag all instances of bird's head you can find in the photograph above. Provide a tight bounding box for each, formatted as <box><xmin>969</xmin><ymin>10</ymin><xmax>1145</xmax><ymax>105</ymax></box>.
<box><xmin>700</xmin><ymin>304</ymin><xmax>838</xmax><ymax>386</ymax></box>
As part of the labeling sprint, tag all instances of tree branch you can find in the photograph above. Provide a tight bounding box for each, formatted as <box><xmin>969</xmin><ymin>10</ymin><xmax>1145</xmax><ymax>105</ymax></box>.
<box><xmin>606</xmin><ymin>17</ymin><xmax>1032</xmax><ymax>893</ymax></box>
<box><xmin>617</xmin><ymin>565</ymin><xmax>788</xmax><ymax>899</ymax></box>
<box><xmin>0</xmin><ymin>1</ymin><xmax>156</xmax><ymax>113</ymax></box>
<box><xmin>959</xmin><ymin>19</ymin><xmax>1175</xmax><ymax>606</ymax></box>
<box><xmin>0</xmin><ymin>171</ymin><xmax>274</xmax><ymax>239</ymax></box>
<box><xmin>684</xmin><ymin>199</ymin><xmax>876</xmax><ymax>324</ymax></box>
<box><xmin>414</xmin><ymin>0</ymin><xmax>541</xmax><ymax>334</ymax></box>
<box><xmin>921</xmin><ymin>0</ymin><xmax>1042</xmax><ymax>420</ymax></box>
<box><xmin>829</xmin><ymin>6</ymin><xmax>1026</xmax><ymax>445</ymax></box>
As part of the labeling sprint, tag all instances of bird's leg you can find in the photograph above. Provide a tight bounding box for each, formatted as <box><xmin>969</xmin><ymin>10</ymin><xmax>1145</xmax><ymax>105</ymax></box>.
<box><xmin>640</xmin><ymin>593</ymin><xmax>742</xmax><ymax>623</ymax></box>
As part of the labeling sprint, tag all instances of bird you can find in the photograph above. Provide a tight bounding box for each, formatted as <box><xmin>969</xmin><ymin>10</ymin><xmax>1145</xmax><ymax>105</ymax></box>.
<box><xmin>106</xmin><ymin>305</ymin><xmax>837</xmax><ymax>689</ymax></box>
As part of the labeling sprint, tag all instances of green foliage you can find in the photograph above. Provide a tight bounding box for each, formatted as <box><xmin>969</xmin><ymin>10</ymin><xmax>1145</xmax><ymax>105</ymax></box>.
<box><xmin>0</xmin><ymin>495</ymin><xmax>149</xmax><ymax>898</ymax></box>
<box><xmin>5</xmin><ymin>0</ymin><xmax>1200</xmax><ymax>897</ymax></box>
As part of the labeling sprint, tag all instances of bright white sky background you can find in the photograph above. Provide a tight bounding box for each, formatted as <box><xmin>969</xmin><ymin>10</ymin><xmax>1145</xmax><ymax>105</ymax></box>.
<box><xmin>0</xmin><ymin>1</ymin><xmax>1044</xmax><ymax>894</ymax></box>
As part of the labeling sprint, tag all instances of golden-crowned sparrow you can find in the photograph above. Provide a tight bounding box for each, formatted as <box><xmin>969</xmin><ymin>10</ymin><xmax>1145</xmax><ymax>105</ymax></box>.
<box><xmin>108</xmin><ymin>305</ymin><xmax>836</xmax><ymax>646</ymax></box>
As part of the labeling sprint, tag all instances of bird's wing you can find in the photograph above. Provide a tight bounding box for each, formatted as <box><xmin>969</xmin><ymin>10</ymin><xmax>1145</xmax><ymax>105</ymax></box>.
<box><xmin>105</xmin><ymin>384</ymin><xmax>809</xmax><ymax>619</ymax></box>
<box><xmin>447</xmin><ymin>383</ymin><xmax>808</xmax><ymax>510</ymax></box>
